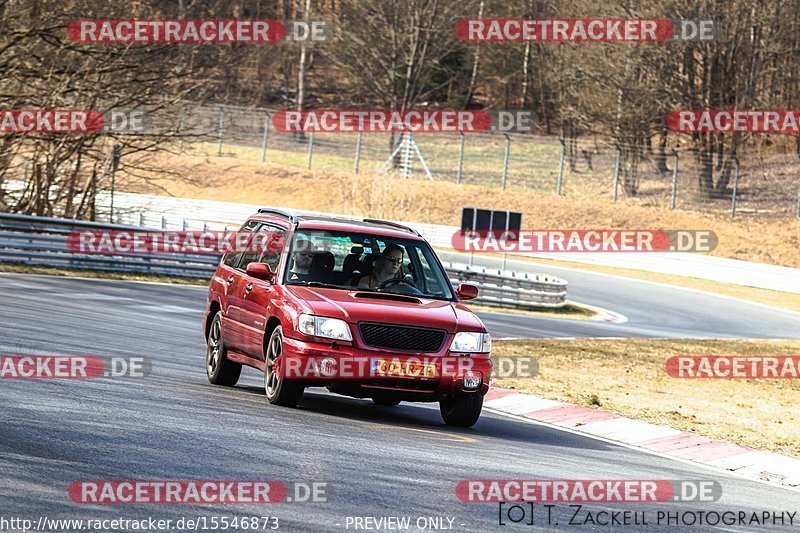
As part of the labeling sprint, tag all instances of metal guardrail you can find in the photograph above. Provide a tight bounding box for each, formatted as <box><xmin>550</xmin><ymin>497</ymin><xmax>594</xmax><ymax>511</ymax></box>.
<box><xmin>0</xmin><ymin>213</ymin><xmax>568</xmax><ymax>308</ymax></box>
<box><xmin>444</xmin><ymin>263</ymin><xmax>567</xmax><ymax>309</ymax></box>
<box><xmin>0</xmin><ymin>213</ymin><xmax>218</xmax><ymax>278</ymax></box>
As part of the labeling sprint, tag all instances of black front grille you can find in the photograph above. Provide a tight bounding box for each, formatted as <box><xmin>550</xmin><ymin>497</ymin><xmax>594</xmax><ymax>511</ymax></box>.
<box><xmin>359</xmin><ymin>322</ymin><xmax>446</xmax><ymax>352</ymax></box>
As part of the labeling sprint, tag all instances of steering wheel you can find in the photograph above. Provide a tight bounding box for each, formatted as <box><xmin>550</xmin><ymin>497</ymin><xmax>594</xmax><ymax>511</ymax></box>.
<box><xmin>378</xmin><ymin>277</ymin><xmax>422</xmax><ymax>295</ymax></box>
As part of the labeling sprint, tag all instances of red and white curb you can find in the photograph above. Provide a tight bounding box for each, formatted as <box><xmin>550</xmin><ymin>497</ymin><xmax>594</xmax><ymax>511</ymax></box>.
<box><xmin>567</xmin><ymin>300</ymin><xmax>628</xmax><ymax>323</ymax></box>
<box><xmin>483</xmin><ymin>387</ymin><xmax>800</xmax><ymax>489</ymax></box>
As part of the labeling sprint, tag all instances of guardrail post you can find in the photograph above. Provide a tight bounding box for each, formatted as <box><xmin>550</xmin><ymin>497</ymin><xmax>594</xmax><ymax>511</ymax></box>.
<box><xmin>354</xmin><ymin>131</ymin><xmax>362</xmax><ymax>173</ymax></box>
<box><xmin>456</xmin><ymin>132</ymin><xmax>465</xmax><ymax>184</ymax></box>
<box><xmin>261</xmin><ymin>112</ymin><xmax>270</xmax><ymax>163</ymax></box>
<box><xmin>796</xmin><ymin>186</ymin><xmax>800</xmax><ymax>218</ymax></box>
<box><xmin>306</xmin><ymin>131</ymin><xmax>314</xmax><ymax>169</ymax></box>
<box><xmin>90</xmin><ymin>164</ymin><xmax>96</xmax><ymax>220</ymax></box>
<box><xmin>217</xmin><ymin>107</ymin><xmax>225</xmax><ymax>156</ymax></box>
<box><xmin>613</xmin><ymin>147</ymin><xmax>621</xmax><ymax>202</ymax></box>
<box><xmin>401</xmin><ymin>132</ymin><xmax>412</xmax><ymax>179</ymax></box>
<box><xmin>556</xmin><ymin>138</ymin><xmax>565</xmax><ymax>195</ymax></box>
<box><xmin>110</xmin><ymin>145</ymin><xmax>120</xmax><ymax>223</ymax></box>
<box><xmin>670</xmin><ymin>149</ymin><xmax>679</xmax><ymax>210</ymax></box>
<box><xmin>730</xmin><ymin>156</ymin><xmax>740</xmax><ymax>218</ymax></box>
<box><xmin>502</xmin><ymin>134</ymin><xmax>510</xmax><ymax>190</ymax></box>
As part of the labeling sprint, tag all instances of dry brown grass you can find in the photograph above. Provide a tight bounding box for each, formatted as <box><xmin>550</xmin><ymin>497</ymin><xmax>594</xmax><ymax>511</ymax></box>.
<box><xmin>493</xmin><ymin>338</ymin><xmax>800</xmax><ymax>457</ymax></box>
<box><xmin>121</xmin><ymin>151</ymin><xmax>800</xmax><ymax>268</ymax></box>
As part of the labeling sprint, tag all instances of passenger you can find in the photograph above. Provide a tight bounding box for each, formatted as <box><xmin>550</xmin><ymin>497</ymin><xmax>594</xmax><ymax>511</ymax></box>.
<box><xmin>358</xmin><ymin>244</ymin><xmax>404</xmax><ymax>289</ymax></box>
<box><xmin>288</xmin><ymin>239</ymin><xmax>317</xmax><ymax>281</ymax></box>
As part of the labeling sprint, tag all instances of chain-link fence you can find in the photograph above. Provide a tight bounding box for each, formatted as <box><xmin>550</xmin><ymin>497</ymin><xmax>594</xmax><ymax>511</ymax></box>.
<box><xmin>173</xmin><ymin>102</ymin><xmax>800</xmax><ymax>219</ymax></box>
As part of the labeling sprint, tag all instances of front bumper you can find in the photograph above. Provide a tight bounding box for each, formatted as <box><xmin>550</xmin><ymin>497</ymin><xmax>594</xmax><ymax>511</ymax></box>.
<box><xmin>280</xmin><ymin>335</ymin><xmax>492</xmax><ymax>396</ymax></box>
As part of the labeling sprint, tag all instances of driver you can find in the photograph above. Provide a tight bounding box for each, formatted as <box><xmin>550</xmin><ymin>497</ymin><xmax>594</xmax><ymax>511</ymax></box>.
<box><xmin>358</xmin><ymin>244</ymin><xmax>405</xmax><ymax>289</ymax></box>
<box><xmin>288</xmin><ymin>239</ymin><xmax>318</xmax><ymax>281</ymax></box>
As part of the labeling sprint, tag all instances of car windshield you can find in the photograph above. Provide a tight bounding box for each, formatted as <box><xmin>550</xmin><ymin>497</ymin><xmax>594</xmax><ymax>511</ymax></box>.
<box><xmin>284</xmin><ymin>230</ymin><xmax>454</xmax><ymax>300</ymax></box>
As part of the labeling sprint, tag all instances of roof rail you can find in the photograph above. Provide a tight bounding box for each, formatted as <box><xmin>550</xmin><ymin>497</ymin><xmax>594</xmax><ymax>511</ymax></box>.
<box><xmin>257</xmin><ymin>208</ymin><xmax>299</xmax><ymax>225</ymax></box>
<box><xmin>362</xmin><ymin>218</ymin><xmax>421</xmax><ymax>236</ymax></box>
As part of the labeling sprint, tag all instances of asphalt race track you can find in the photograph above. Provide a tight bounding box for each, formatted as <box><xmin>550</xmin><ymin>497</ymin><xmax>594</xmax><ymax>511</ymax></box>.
<box><xmin>1</xmin><ymin>272</ymin><xmax>799</xmax><ymax>532</ymax></box>
<box><xmin>439</xmin><ymin>252</ymin><xmax>800</xmax><ymax>339</ymax></box>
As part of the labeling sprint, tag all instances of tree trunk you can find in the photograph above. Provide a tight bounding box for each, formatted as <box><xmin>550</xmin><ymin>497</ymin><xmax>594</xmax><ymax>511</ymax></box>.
<box><xmin>294</xmin><ymin>0</ymin><xmax>312</xmax><ymax>142</ymax></box>
<box><xmin>464</xmin><ymin>0</ymin><xmax>484</xmax><ymax>107</ymax></box>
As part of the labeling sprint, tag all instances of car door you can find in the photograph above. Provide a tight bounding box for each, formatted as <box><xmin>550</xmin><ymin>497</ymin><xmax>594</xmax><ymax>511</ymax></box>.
<box><xmin>220</xmin><ymin>220</ymin><xmax>260</xmax><ymax>353</ymax></box>
<box><xmin>238</xmin><ymin>224</ymin><xmax>287</xmax><ymax>360</ymax></box>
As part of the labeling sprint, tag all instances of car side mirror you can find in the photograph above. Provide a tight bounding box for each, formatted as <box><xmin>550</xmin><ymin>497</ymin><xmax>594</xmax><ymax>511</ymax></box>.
<box><xmin>246</xmin><ymin>262</ymin><xmax>276</xmax><ymax>283</ymax></box>
<box><xmin>456</xmin><ymin>283</ymin><xmax>479</xmax><ymax>301</ymax></box>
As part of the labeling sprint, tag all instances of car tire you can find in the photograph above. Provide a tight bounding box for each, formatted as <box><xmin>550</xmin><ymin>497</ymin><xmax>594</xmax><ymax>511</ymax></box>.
<box><xmin>206</xmin><ymin>311</ymin><xmax>242</xmax><ymax>387</ymax></box>
<box><xmin>264</xmin><ymin>326</ymin><xmax>304</xmax><ymax>407</ymax></box>
<box><xmin>372</xmin><ymin>397</ymin><xmax>401</xmax><ymax>407</ymax></box>
<box><xmin>439</xmin><ymin>394</ymin><xmax>483</xmax><ymax>428</ymax></box>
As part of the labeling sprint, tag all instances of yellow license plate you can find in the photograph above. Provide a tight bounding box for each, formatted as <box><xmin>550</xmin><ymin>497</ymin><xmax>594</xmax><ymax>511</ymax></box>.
<box><xmin>371</xmin><ymin>359</ymin><xmax>437</xmax><ymax>379</ymax></box>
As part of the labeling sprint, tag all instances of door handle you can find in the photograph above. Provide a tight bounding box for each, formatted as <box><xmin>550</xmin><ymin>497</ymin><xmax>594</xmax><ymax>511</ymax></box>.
<box><xmin>227</xmin><ymin>276</ymin><xmax>234</xmax><ymax>283</ymax></box>
<box><xmin>245</xmin><ymin>283</ymin><xmax>253</xmax><ymax>292</ymax></box>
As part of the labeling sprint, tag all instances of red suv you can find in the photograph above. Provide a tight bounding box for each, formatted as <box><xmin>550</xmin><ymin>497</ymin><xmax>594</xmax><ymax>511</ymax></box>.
<box><xmin>203</xmin><ymin>209</ymin><xmax>492</xmax><ymax>427</ymax></box>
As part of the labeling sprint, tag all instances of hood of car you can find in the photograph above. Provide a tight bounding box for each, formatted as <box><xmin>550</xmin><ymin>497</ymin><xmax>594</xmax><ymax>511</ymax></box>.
<box><xmin>284</xmin><ymin>285</ymin><xmax>486</xmax><ymax>334</ymax></box>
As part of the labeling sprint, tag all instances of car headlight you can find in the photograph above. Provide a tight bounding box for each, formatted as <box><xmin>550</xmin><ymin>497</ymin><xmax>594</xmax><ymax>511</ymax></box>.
<box><xmin>298</xmin><ymin>313</ymin><xmax>353</xmax><ymax>342</ymax></box>
<box><xmin>450</xmin><ymin>332</ymin><xmax>491</xmax><ymax>353</ymax></box>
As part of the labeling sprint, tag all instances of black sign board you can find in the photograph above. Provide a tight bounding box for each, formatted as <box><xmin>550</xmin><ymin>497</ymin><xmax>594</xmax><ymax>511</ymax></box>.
<box><xmin>461</xmin><ymin>208</ymin><xmax>522</xmax><ymax>232</ymax></box>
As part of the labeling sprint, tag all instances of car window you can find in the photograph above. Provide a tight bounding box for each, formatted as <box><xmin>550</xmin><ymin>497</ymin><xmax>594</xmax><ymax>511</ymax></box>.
<box><xmin>240</xmin><ymin>225</ymin><xmax>286</xmax><ymax>272</ymax></box>
<box><xmin>222</xmin><ymin>220</ymin><xmax>260</xmax><ymax>268</ymax></box>
<box><xmin>285</xmin><ymin>230</ymin><xmax>454</xmax><ymax>300</ymax></box>
<box><xmin>408</xmin><ymin>245</ymin><xmax>450</xmax><ymax>298</ymax></box>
